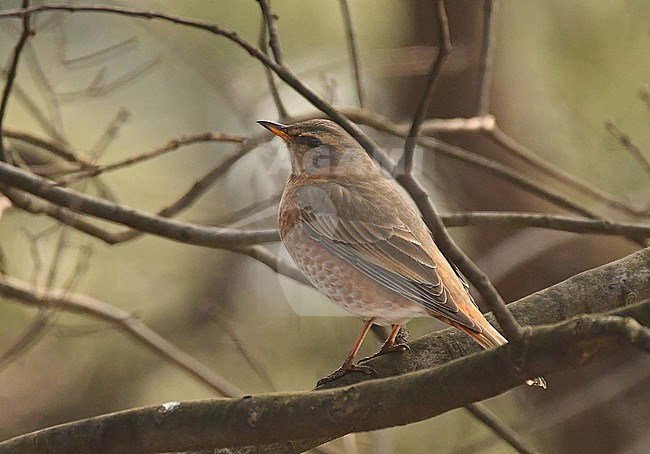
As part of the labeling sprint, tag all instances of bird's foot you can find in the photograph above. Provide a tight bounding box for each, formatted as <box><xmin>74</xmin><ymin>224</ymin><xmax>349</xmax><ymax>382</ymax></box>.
<box><xmin>316</xmin><ymin>363</ymin><xmax>376</xmax><ymax>387</ymax></box>
<box><xmin>357</xmin><ymin>343</ymin><xmax>410</xmax><ymax>364</ymax></box>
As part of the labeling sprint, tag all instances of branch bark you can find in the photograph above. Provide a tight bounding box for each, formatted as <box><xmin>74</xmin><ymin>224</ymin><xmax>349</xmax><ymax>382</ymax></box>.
<box><xmin>1</xmin><ymin>248</ymin><xmax>647</xmax><ymax>454</ymax></box>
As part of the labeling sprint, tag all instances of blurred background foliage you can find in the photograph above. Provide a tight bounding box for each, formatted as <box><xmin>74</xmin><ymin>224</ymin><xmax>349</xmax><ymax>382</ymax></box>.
<box><xmin>0</xmin><ymin>1</ymin><xmax>648</xmax><ymax>453</ymax></box>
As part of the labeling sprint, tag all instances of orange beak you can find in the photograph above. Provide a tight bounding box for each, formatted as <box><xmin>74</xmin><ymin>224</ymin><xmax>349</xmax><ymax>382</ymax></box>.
<box><xmin>257</xmin><ymin>120</ymin><xmax>290</xmax><ymax>142</ymax></box>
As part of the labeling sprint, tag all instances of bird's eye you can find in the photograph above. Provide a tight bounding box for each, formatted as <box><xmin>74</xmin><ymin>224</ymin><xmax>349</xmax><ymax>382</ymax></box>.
<box><xmin>305</xmin><ymin>136</ymin><xmax>321</xmax><ymax>148</ymax></box>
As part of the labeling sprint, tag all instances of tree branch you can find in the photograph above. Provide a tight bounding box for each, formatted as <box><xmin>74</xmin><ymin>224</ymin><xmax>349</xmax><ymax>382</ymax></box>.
<box><xmin>1</xmin><ymin>248</ymin><xmax>646</xmax><ymax>453</ymax></box>
<box><xmin>2</xmin><ymin>300</ymin><xmax>647</xmax><ymax>453</ymax></box>
<box><xmin>398</xmin><ymin>0</ymin><xmax>451</xmax><ymax>175</ymax></box>
<box><xmin>0</xmin><ymin>0</ymin><xmax>31</xmax><ymax>162</ymax></box>
<box><xmin>465</xmin><ymin>402</ymin><xmax>538</xmax><ymax>454</ymax></box>
<box><xmin>441</xmin><ymin>211</ymin><xmax>650</xmax><ymax>239</ymax></box>
<box><xmin>0</xmin><ymin>274</ymin><xmax>244</xmax><ymax>398</ymax></box>
<box><xmin>476</xmin><ymin>0</ymin><xmax>498</xmax><ymax>116</ymax></box>
<box><xmin>0</xmin><ymin>161</ymin><xmax>279</xmax><ymax>248</ymax></box>
<box><xmin>338</xmin><ymin>0</ymin><xmax>367</xmax><ymax>109</ymax></box>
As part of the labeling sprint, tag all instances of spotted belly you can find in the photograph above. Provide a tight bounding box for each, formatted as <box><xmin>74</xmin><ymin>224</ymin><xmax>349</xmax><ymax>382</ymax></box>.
<box><xmin>282</xmin><ymin>226</ymin><xmax>428</xmax><ymax>325</ymax></box>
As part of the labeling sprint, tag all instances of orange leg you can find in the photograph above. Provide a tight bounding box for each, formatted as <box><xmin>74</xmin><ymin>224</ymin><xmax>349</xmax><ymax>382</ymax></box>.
<box><xmin>317</xmin><ymin>318</ymin><xmax>376</xmax><ymax>387</ymax></box>
<box><xmin>358</xmin><ymin>324</ymin><xmax>410</xmax><ymax>364</ymax></box>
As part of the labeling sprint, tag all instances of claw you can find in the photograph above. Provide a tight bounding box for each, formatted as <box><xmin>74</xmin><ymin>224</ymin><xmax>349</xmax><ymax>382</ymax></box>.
<box><xmin>358</xmin><ymin>342</ymin><xmax>410</xmax><ymax>363</ymax></box>
<box><xmin>316</xmin><ymin>363</ymin><xmax>377</xmax><ymax>387</ymax></box>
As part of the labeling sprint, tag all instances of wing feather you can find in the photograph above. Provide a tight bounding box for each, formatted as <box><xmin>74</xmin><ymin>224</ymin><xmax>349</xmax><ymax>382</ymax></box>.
<box><xmin>295</xmin><ymin>183</ymin><xmax>478</xmax><ymax>331</ymax></box>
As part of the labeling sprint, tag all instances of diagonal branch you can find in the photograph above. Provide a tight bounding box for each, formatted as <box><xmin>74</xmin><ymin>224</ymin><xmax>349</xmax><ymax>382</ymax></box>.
<box><xmin>59</xmin><ymin>132</ymin><xmax>246</xmax><ymax>184</ymax></box>
<box><xmin>399</xmin><ymin>171</ymin><xmax>525</xmax><ymax>343</ymax></box>
<box><xmin>465</xmin><ymin>402</ymin><xmax>538</xmax><ymax>454</ymax></box>
<box><xmin>0</xmin><ymin>162</ymin><xmax>279</xmax><ymax>248</ymax></box>
<box><xmin>476</xmin><ymin>0</ymin><xmax>499</xmax><ymax>116</ymax></box>
<box><xmin>338</xmin><ymin>0</ymin><xmax>367</xmax><ymax>109</ymax></box>
<box><xmin>0</xmin><ymin>274</ymin><xmax>244</xmax><ymax>397</ymax></box>
<box><xmin>398</xmin><ymin>0</ymin><xmax>451</xmax><ymax>175</ymax></box>
<box><xmin>0</xmin><ymin>0</ymin><xmax>32</xmax><ymax>162</ymax></box>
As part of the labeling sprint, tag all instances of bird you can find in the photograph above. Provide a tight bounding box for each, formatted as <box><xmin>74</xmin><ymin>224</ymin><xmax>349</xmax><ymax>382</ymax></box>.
<box><xmin>257</xmin><ymin>118</ymin><xmax>546</xmax><ymax>389</ymax></box>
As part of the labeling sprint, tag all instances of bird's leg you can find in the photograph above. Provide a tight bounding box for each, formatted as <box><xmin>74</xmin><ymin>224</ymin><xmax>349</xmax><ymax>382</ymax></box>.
<box><xmin>358</xmin><ymin>324</ymin><xmax>410</xmax><ymax>364</ymax></box>
<box><xmin>316</xmin><ymin>318</ymin><xmax>377</xmax><ymax>387</ymax></box>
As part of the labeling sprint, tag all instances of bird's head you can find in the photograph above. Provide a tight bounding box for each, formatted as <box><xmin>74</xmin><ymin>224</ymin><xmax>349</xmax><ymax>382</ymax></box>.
<box><xmin>257</xmin><ymin>119</ymin><xmax>379</xmax><ymax>178</ymax></box>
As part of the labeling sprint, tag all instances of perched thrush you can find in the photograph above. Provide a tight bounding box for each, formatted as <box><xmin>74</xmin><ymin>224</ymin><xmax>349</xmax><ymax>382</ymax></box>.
<box><xmin>258</xmin><ymin>119</ymin><xmax>546</xmax><ymax>389</ymax></box>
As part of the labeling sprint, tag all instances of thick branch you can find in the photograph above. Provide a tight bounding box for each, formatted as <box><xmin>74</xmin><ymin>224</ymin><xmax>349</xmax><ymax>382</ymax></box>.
<box><xmin>1</xmin><ymin>300</ymin><xmax>647</xmax><ymax>453</ymax></box>
<box><xmin>1</xmin><ymin>248</ymin><xmax>647</xmax><ymax>453</ymax></box>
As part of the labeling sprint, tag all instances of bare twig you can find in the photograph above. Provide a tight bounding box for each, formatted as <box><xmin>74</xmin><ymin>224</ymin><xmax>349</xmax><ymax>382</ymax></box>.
<box><xmin>57</xmin><ymin>57</ymin><xmax>162</xmax><ymax>100</ymax></box>
<box><xmin>488</xmin><ymin>125</ymin><xmax>647</xmax><ymax>217</ymax></box>
<box><xmin>335</xmin><ymin>107</ymin><xmax>602</xmax><ymax>218</ymax></box>
<box><xmin>397</xmin><ymin>171</ymin><xmax>525</xmax><ymax>343</ymax></box>
<box><xmin>258</xmin><ymin>18</ymin><xmax>289</xmax><ymax>120</ymax></box>
<box><xmin>59</xmin><ymin>132</ymin><xmax>246</xmax><ymax>184</ymax></box>
<box><xmin>232</xmin><ymin>245</ymin><xmax>312</xmax><ymax>287</ymax></box>
<box><xmin>0</xmin><ymin>162</ymin><xmax>279</xmax><ymax>248</ymax></box>
<box><xmin>0</xmin><ymin>4</ymin><xmax>394</xmax><ymax>171</ymax></box>
<box><xmin>0</xmin><ymin>69</ymin><xmax>66</xmax><ymax>143</ymax></box>
<box><xmin>465</xmin><ymin>402</ymin><xmax>538</xmax><ymax>454</ymax></box>
<box><xmin>0</xmin><ymin>274</ymin><xmax>244</xmax><ymax>397</ymax></box>
<box><xmin>3</xmin><ymin>128</ymin><xmax>94</xmax><ymax>167</ymax></box>
<box><xmin>338</xmin><ymin>0</ymin><xmax>367</xmax><ymax>108</ymax></box>
<box><xmin>476</xmin><ymin>0</ymin><xmax>499</xmax><ymax>116</ymax></box>
<box><xmin>604</xmin><ymin>118</ymin><xmax>650</xmax><ymax>176</ymax></box>
<box><xmin>257</xmin><ymin>0</ymin><xmax>285</xmax><ymax>65</ymax></box>
<box><xmin>440</xmin><ymin>211</ymin><xmax>650</xmax><ymax>238</ymax></box>
<box><xmin>210</xmin><ymin>189</ymin><xmax>282</xmax><ymax>227</ymax></box>
<box><xmin>0</xmin><ymin>0</ymin><xmax>32</xmax><ymax>162</ymax></box>
<box><xmin>211</xmin><ymin>308</ymin><xmax>277</xmax><ymax>391</ymax></box>
<box><xmin>398</xmin><ymin>0</ymin><xmax>451</xmax><ymax>175</ymax></box>
<box><xmin>419</xmin><ymin>136</ymin><xmax>601</xmax><ymax>219</ymax></box>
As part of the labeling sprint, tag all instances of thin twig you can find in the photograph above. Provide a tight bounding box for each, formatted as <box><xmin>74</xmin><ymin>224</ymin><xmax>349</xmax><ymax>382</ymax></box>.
<box><xmin>2</xmin><ymin>128</ymin><xmax>94</xmax><ymax>167</ymax></box>
<box><xmin>209</xmin><ymin>189</ymin><xmax>282</xmax><ymax>227</ymax></box>
<box><xmin>334</xmin><ymin>107</ymin><xmax>602</xmax><ymax>219</ymax></box>
<box><xmin>338</xmin><ymin>0</ymin><xmax>366</xmax><ymax>108</ymax></box>
<box><xmin>232</xmin><ymin>245</ymin><xmax>312</xmax><ymax>287</ymax></box>
<box><xmin>211</xmin><ymin>308</ymin><xmax>277</xmax><ymax>391</ymax></box>
<box><xmin>604</xmin><ymin>118</ymin><xmax>650</xmax><ymax>176</ymax></box>
<box><xmin>0</xmin><ymin>4</ymin><xmax>394</xmax><ymax>172</ymax></box>
<box><xmin>465</xmin><ymin>402</ymin><xmax>538</xmax><ymax>454</ymax></box>
<box><xmin>488</xmin><ymin>125</ymin><xmax>647</xmax><ymax>217</ymax></box>
<box><xmin>0</xmin><ymin>0</ymin><xmax>32</xmax><ymax>162</ymax></box>
<box><xmin>257</xmin><ymin>0</ymin><xmax>285</xmax><ymax>65</ymax></box>
<box><xmin>440</xmin><ymin>211</ymin><xmax>650</xmax><ymax>238</ymax></box>
<box><xmin>59</xmin><ymin>132</ymin><xmax>246</xmax><ymax>184</ymax></box>
<box><xmin>419</xmin><ymin>136</ymin><xmax>601</xmax><ymax>219</ymax></box>
<box><xmin>0</xmin><ymin>69</ymin><xmax>66</xmax><ymax>143</ymax></box>
<box><xmin>57</xmin><ymin>57</ymin><xmax>162</xmax><ymax>100</ymax></box>
<box><xmin>476</xmin><ymin>0</ymin><xmax>499</xmax><ymax>116</ymax></box>
<box><xmin>258</xmin><ymin>18</ymin><xmax>289</xmax><ymax>120</ymax></box>
<box><xmin>0</xmin><ymin>274</ymin><xmax>244</xmax><ymax>397</ymax></box>
<box><xmin>398</xmin><ymin>0</ymin><xmax>451</xmax><ymax>175</ymax></box>
<box><xmin>397</xmin><ymin>172</ymin><xmax>525</xmax><ymax>343</ymax></box>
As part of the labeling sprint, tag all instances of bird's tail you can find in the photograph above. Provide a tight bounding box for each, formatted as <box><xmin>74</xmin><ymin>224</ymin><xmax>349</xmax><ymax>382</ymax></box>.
<box><xmin>469</xmin><ymin>320</ymin><xmax>547</xmax><ymax>389</ymax></box>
